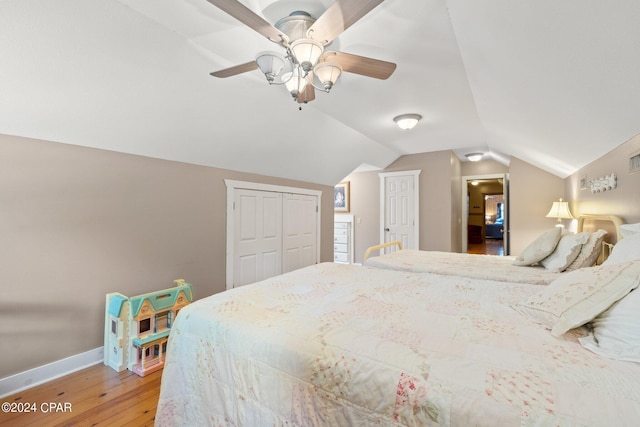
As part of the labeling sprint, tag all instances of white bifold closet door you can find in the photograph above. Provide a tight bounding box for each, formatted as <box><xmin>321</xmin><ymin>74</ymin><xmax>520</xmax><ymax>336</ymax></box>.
<box><xmin>282</xmin><ymin>193</ymin><xmax>317</xmax><ymax>273</ymax></box>
<box><xmin>233</xmin><ymin>189</ymin><xmax>317</xmax><ymax>287</ymax></box>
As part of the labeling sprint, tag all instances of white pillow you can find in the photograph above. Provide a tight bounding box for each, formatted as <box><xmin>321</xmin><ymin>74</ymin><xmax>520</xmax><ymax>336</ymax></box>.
<box><xmin>566</xmin><ymin>229</ymin><xmax>607</xmax><ymax>271</ymax></box>
<box><xmin>512</xmin><ymin>227</ymin><xmax>562</xmax><ymax>266</ymax></box>
<box><xmin>579</xmin><ymin>288</ymin><xmax>640</xmax><ymax>362</ymax></box>
<box><xmin>512</xmin><ymin>261</ymin><xmax>640</xmax><ymax>336</ymax></box>
<box><xmin>619</xmin><ymin>223</ymin><xmax>640</xmax><ymax>238</ymax></box>
<box><xmin>603</xmin><ymin>233</ymin><xmax>640</xmax><ymax>265</ymax></box>
<box><xmin>540</xmin><ymin>232</ymin><xmax>589</xmax><ymax>272</ymax></box>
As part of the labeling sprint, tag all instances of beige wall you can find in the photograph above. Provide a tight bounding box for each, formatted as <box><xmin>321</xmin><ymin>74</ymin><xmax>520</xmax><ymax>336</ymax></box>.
<box><xmin>345</xmin><ymin>151</ymin><xmax>461</xmax><ymax>263</ymax></box>
<box><xmin>449</xmin><ymin>154</ymin><xmax>462</xmax><ymax>253</ymax></box>
<box><xmin>508</xmin><ymin>157</ymin><xmax>565</xmax><ymax>254</ymax></box>
<box><xmin>0</xmin><ymin>134</ymin><xmax>334</xmax><ymax>378</ymax></box>
<box><xmin>565</xmin><ymin>133</ymin><xmax>640</xmax><ymax>224</ymax></box>
<box><xmin>461</xmin><ymin>159</ymin><xmax>509</xmax><ymax>176</ymax></box>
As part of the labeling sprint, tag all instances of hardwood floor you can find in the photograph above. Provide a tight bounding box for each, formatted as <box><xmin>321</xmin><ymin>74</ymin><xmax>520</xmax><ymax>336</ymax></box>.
<box><xmin>468</xmin><ymin>238</ymin><xmax>505</xmax><ymax>256</ymax></box>
<box><xmin>0</xmin><ymin>364</ymin><xmax>161</xmax><ymax>427</ymax></box>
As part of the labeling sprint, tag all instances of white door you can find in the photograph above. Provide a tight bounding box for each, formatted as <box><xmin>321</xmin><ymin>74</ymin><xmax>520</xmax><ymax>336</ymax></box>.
<box><xmin>282</xmin><ymin>193</ymin><xmax>317</xmax><ymax>272</ymax></box>
<box><xmin>234</xmin><ymin>189</ymin><xmax>283</xmax><ymax>286</ymax></box>
<box><xmin>380</xmin><ymin>170</ymin><xmax>420</xmax><ymax>253</ymax></box>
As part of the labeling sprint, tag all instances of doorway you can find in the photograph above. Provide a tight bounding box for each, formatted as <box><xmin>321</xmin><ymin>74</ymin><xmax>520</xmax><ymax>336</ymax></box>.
<box><xmin>461</xmin><ymin>174</ymin><xmax>509</xmax><ymax>255</ymax></box>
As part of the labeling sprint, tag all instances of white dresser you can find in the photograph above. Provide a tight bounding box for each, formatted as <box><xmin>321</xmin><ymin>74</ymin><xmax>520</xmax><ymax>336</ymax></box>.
<box><xmin>334</xmin><ymin>214</ymin><xmax>354</xmax><ymax>264</ymax></box>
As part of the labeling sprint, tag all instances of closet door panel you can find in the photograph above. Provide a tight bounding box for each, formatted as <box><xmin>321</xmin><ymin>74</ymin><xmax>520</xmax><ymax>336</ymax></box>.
<box><xmin>234</xmin><ymin>189</ymin><xmax>282</xmax><ymax>287</ymax></box>
<box><xmin>282</xmin><ymin>193</ymin><xmax>317</xmax><ymax>273</ymax></box>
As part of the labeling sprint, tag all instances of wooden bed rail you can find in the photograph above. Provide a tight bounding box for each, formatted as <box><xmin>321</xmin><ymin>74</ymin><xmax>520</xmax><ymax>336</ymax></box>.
<box><xmin>363</xmin><ymin>241</ymin><xmax>403</xmax><ymax>264</ymax></box>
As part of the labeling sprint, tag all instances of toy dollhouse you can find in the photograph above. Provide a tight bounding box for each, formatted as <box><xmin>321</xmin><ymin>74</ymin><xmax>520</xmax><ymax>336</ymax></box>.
<box><xmin>104</xmin><ymin>279</ymin><xmax>193</xmax><ymax>376</ymax></box>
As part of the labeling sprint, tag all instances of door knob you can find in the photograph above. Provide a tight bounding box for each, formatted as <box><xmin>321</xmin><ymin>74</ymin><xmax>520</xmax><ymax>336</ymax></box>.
<box><xmin>385</xmin><ymin>228</ymin><xmax>390</xmax><ymax>232</ymax></box>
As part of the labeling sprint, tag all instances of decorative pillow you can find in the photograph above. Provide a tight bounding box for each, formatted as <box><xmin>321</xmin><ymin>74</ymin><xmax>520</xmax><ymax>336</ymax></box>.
<box><xmin>565</xmin><ymin>229</ymin><xmax>607</xmax><ymax>271</ymax></box>
<box><xmin>512</xmin><ymin>261</ymin><xmax>640</xmax><ymax>337</ymax></box>
<box><xmin>603</xmin><ymin>233</ymin><xmax>640</xmax><ymax>265</ymax></box>
<box><xmin>619</xmin><ymin>223</ymin><xmax>640</xmax><ymax>238</ymax></box>
<box><xmin>579</xmin><ymin>288</ymin><xmax>640</xmax><ymax>362</ymax></box>
<box><xmin>540</xmin><ymin>232</ymin><xmax>589</xmax><ymax>272</ymax></box>
<box><xmin>512</xmin><ymin>227</ymin><xmax>562</xmax><ymax>266</ymax></box>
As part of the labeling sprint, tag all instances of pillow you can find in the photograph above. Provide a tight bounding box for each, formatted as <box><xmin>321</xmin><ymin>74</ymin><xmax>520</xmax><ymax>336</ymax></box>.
<box><xmin>512</xmin><ymin>227</ymin><xmax>563</xmax><ymax>266</ymax></box>
<box><xmin>619</xmin><ymin>223</ymin><xmax>640</xmax><ymax>238</ymax></box>
<box><xmin>512</xmin><ymin>261</ymin><xmax>640</xmax><ymax>337</ymax></box>
<box><xmin>540</xmin><ymin>232</ymin><xmax>589</xmax><ymax>272</ymax></box>
<box><xmin>603</xmin><ymin>233</ymin><xmax>640</xmax><ymax>265</ymax></box>
<box><xmin>579</xmin><ymin>288</ymin><xmax>640</xmax><ymax>362</ymax></box>
<box><xmin>565</xmin><ymin>229</ymin><xmax>607</xmax><ymax>271</ymax></box>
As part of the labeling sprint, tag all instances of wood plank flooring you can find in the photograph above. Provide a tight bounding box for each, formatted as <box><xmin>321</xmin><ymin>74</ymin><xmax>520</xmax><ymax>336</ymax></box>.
<box><xmin>468</xmin><ymin>238</ymin><xmax>505</xmax><ymax>255</ymax></box>
<box><xmin>0</xmin><ymin>364</ymin><xmax>161</xmax><ymax>427</ymax></box>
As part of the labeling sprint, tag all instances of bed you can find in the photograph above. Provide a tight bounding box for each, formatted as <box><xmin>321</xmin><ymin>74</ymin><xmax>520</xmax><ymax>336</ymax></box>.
<box><xmin>156</xmin><ymin>255</ymin><xmax>640</xmax><ymax>426</ymax></box>
<box><xmin>364</xmin><ymin>214</ymin><xmax>623</xmax><ymax>285</ymax></box>
<box><xmin>364</xmin><ymin>248</ymin><xmax>560</xmax><ymax>285</ymax></box>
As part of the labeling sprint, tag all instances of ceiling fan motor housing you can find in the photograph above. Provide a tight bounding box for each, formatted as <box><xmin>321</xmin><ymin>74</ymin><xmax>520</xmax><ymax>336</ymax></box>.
<box><xmin>275</xmin><ymin>11</ymin><xmax>316</xmax><ymax>43</ymax></box>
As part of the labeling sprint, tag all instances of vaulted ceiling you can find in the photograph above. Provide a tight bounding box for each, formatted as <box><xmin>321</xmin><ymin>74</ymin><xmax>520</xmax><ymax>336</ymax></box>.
<box><xmin>2</xmin><ymin>0</ymin><xmax>639</xmax><ymax>186</ymax></box>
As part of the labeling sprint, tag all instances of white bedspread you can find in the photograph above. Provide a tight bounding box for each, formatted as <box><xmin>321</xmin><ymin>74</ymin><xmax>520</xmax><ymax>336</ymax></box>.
<box><xmin>365</xmin><ymin>249</ymin><xmax>562</xmax><ymax>285</ymax></box>
<box><xmin>155</xmin><ymin>263</ymin><xmax>640</xmax><ymax>426</ymax></box>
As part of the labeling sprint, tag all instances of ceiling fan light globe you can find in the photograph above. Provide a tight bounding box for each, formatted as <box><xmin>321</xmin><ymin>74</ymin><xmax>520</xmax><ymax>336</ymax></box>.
<box><xmin>282</xmin><ymin>67</ymin><xmax>308</xmax><ymax>97</ymax></box>
<box><xmin>255</xmin><ymin>52</ymin><xmax>286</xmax><ymax>83</ymax></box>
<box><xmin>290</xmin><ymin>38</ymin><xmax>324</xmax><ymax>72</ymax></box>
<box><xmin>313</xmin><ymin>62</ymin><xmax>342</xmax><ymax>92</ymax></box>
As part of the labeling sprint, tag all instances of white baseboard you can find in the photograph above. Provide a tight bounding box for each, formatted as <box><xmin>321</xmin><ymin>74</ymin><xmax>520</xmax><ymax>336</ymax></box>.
<box><xmin>0</xmin><ymin>347</ymin><xmax>104</xmax><ymax>399</ymax></box>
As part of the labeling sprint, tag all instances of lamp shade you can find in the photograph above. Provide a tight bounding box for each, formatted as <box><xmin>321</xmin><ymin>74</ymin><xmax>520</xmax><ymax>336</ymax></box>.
<box><xmin>545</xmin><ymin>198</ymin><xmax>574</xmax><ymax>221</ymax></box>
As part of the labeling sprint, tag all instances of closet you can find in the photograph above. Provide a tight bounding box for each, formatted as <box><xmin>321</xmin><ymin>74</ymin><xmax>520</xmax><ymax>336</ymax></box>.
<box><xmin>225</xmin><ymin>180</ymin><xmax>321</xmax><ymax>289</ymax></box>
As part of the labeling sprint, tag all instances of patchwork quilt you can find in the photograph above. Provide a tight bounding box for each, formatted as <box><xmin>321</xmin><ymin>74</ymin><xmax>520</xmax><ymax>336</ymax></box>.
<box><xmin>155</xmin><ymin>263</ymin><xmax>640</xmax><ymax>426</ymax></box>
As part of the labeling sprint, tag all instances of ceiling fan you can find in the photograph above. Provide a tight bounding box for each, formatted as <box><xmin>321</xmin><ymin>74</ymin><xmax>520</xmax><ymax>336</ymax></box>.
<box><xmin>207</xmin><ymin>0</ymin><xmax>397</xmax><ymax>105</ymax></box>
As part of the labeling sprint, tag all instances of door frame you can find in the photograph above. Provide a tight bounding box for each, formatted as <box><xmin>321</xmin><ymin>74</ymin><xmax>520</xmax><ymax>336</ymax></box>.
<box><xmin>461</xmin><ymin>173</ymin><xmax>510</xmax><ymax>255</ymax></box>
<box><xmin>225</xmin><ymin>179</ymin><xmax>322</xmax><ymax>290</ymax></box>
<box><xmin>379</xmin><ymin>170</ymin><xmax>421</xmax><ymax>253</ymax></box>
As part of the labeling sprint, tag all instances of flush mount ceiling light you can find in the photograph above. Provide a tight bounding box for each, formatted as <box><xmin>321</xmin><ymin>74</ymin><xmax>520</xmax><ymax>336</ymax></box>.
<box><xmin>393</xmin><ymin>114</ymin><xmax>422</xmax><ymax>130</ymax></box>
<box><xmin>465</xmin><ymin>153</ymin><xmax>484</xmax><ymax>162</ymax></box>
<box><xmin>208</xmin><ymin>5</ymin><xmax>397</xmax><ymax>107</ymax></box>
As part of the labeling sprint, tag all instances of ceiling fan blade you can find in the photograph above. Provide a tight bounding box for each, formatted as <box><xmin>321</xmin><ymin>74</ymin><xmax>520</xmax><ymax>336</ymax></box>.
<box><xmin>321</xmin><ymin>51</ymin><xmax>396</xmax><ymax>80</ymax></box>
<box><xmin>205</xmin><ymin>0</ymin><xmax>286</xmax><ymax>44</ymax></box>
<box><xmin>308</xmin><ymin>0</ymin><xmax>384</xmax><ymax>44</ymax></box>
<box><xmin>210</xmin><ymin>61</ymin><xmax>258</xmax><ymax>78</ymax></box>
